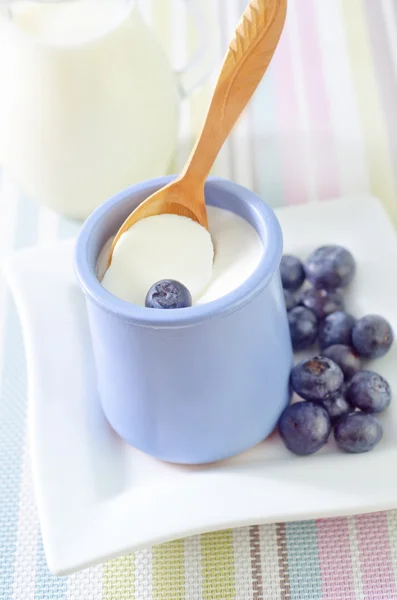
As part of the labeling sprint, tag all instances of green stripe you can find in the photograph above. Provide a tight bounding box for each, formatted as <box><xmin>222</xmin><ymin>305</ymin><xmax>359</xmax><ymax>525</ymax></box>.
<box><xmin>103</xmin><ymin>555</ymin><xmax>135</xmax><ymax>600</ymax></box>
<box><xmin>153</xmin><ymin>540</ymin><xmax>185</xmax><ymax>599</ymax></box>
<box><xmin>341</xmin><ymin>0</ymin><xmax>396</xmax><ymax>225</ymax></box>
<box><xmin>201</xmin><ymin>530</ymin><xmax>236</xmax><ymax>600</ymax></box>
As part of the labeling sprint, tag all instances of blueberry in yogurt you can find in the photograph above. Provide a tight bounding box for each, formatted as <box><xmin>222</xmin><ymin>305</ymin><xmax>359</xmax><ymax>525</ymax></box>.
<box><xmin>305</xmin><ymin>245</ymin><xmax>356</xmax><ymax>290</ymax></box>
<box><xmin>280</xmin><ymin>255</ymin><xmax>305</xmax><ymax>291</ymax></box>
<box><xmin>145</xmin><ymin>280</ymin><xmax>192</xmax><ymax>309</ymax></box>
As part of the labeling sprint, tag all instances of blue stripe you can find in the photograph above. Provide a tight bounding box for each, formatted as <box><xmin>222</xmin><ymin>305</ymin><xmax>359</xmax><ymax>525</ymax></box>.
<box><xmin>0</xmin><ymin>300</ymin><xmax>31</xmax><ymax>600</ymax></box>
<box><xmin>35</xmin><ymin>533</ymin><xmax>67</xmax><ymax>599</ymax></box>
<box><xmin>0</xmin><ymin>195</ymin><xmax>39</xmax><ymax>600</ymax></box>
<box><xmin>285</xmin><ymin>520</ymin><xmax>323</xmax><ymax>600</ymax></box>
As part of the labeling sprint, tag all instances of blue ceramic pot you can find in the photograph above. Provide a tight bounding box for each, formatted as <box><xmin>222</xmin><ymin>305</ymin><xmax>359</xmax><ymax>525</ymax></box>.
<box><xmin>75</xmin><ymin>176</ymin><xmax>293</xmax><ymax>464</ymax></box>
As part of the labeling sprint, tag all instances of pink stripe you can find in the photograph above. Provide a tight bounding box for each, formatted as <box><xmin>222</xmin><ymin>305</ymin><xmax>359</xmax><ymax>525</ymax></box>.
<box><xmin>296</xmin><ymin>0</ymin><xmax>340</xmax><ymax>200</ymax></box>
<box><xmin>271</xmin><ymin>25</ymin><xmax>310</xmax><ymax>205</ymax></box>
<box><xmin>356</xmin><ymin>512</ymin><xmax>397</xmax><ymax>599</ymax></box>
<box><xmin>316</xmin><ymin>518</ymin><xmax>355</xmax><ymax>600</ymax></box>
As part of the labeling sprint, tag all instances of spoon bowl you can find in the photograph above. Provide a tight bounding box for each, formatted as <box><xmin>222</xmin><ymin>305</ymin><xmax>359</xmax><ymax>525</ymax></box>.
<box><xmin>108</xmin><ymin>0</ymin><xmax>287</xmax><ymax>265</ymax></box>
<box><xmin>108</xmin><ymin>179</ymin><xmax>208</xmax><ymax>260</ymax></box>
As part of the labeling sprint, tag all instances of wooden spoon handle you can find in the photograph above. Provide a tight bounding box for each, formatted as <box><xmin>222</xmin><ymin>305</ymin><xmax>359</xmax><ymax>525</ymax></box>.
<box><xmin>181</xmin><ymin>0</ymin><xmax>286</xmax><ymax>186</ymax></box>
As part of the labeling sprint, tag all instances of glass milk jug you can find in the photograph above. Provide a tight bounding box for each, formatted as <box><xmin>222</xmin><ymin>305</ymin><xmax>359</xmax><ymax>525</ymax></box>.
<box><xmin>0</xmin><ymin>0</ymin><xmax>208</xmax><ymax>219</ymax></box>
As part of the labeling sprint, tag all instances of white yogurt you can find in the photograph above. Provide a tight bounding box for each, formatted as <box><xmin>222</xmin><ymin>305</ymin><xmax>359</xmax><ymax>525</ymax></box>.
<box><xmin>101</xmin><ymin>214</ymin><xmax>214</xmax><ymax>306</ymax></box>
<box><xmin>98</xmin><ymin>206</ymin><xmax>264</xmax><ymax>307</ymax></box>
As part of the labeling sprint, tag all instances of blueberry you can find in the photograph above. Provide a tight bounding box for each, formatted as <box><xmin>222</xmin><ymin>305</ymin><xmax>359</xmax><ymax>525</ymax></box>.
<box><xmin>280</xmin><ymin>255</ymin><xmax>305</xmax><ymax>291</ymax></box>
<box><xmin>284</xmin><ymin>289</ymin><xmax>299</xmax><ymax>311</ymax></box>
<box><xmin>318</xmin><ymin>311</ymin><xmax>356</xmax><ymax>349</ymax></box>
<box><xmin>334</xmin><ymin>412</ymin><xmax>383</xmax><ymax>453</ymax></box>
<box><xmin>352</xmin><ymin>315</ymin><xmax>394</xmax><ymax>359</ymax></box>
<box><xmin>305</xmin><ymin>245</ymin><xmax>356</xmax><ymax>289</ymax></box>
<box><xmin>291</xmin><ymin>356</ymin><xmax>344</xmax><ymax>401</ymax></box>
<box><xmin>278</xmin><ymin>401</ymin><xmax>331</xmax><ymax>455</ymax></box>
<box><xmin>301</xmin><ymin>288</ymin><xmax>344</xmax><ymax>320</ymax></box>
<box><xmin>288</xmin><ymin>306</ymin><xmax>318</xmax><ymax>351</ymax></box>
<box><xmin>322</xmin><ymin>345</ymin><xmax>362</xmax><ymax>380</ymax></box>
<box><xmin>347</xmin><ymin>370</ymin><xmax>391</xmax><ymax>413</ymax></box>
<box><xmin>145</xmin><ymin>280</ymin><xmax>192</xmax><ymax>309</ymax></box>
<box><xmin>318</xmin><ymin>390</ymin><xmax>351</xmax><ymax>425</ymax></box>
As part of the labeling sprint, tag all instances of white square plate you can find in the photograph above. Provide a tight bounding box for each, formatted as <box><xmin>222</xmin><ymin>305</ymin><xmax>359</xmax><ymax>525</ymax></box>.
<box><xmin>3</xmin><ymin>196</ymin><xmax>397</xmax><ymax>576</ymax></box>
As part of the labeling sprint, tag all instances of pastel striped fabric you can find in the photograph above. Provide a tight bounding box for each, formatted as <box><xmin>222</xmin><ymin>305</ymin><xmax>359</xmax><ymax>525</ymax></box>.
<box><xmin>1</xmin><ymin>0</ymin><xmax>397</xmax><ymax>598</ymax></box>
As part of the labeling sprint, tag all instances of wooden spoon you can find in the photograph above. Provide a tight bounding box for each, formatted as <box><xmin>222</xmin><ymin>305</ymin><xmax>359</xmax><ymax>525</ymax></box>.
<box><xmin>108</xmin><ymin>0</ymin><xmax>287</xmax><ymax>265</ymax></box>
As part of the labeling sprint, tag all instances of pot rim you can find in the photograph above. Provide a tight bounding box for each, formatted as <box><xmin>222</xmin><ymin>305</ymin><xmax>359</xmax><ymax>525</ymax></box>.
<box><xmin>74</xmin><ymin>176</ymin><xmax>283</xmax><ymax>329</ymax></box>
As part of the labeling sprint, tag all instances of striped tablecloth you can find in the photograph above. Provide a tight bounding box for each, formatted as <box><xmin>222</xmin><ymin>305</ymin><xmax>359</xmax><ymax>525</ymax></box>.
<box><xmin>1</xmin><ymin>1</ymin><xmax>397</xmax><ymax>598</ymax></box>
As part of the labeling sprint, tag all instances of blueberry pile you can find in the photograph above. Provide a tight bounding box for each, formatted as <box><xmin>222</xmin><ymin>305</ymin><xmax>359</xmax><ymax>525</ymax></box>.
<box><xmin>278</xmin><ymin>245</ymin><xmax>394</xmax><ymax>456</ymax></box>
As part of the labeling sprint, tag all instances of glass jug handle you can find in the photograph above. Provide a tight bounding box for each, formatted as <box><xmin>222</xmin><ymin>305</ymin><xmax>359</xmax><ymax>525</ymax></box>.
<box><xmin>175</xmin><ymin>0</ymin><xmax>213</xmax><ymax>98</ymax></box>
